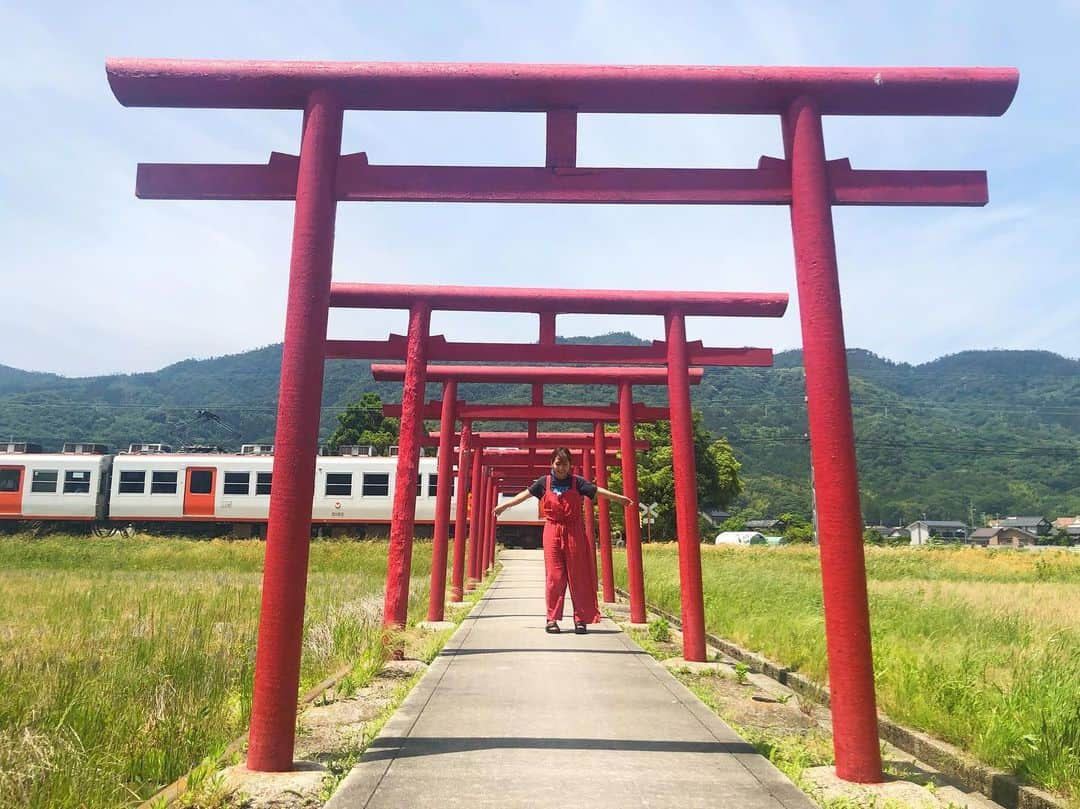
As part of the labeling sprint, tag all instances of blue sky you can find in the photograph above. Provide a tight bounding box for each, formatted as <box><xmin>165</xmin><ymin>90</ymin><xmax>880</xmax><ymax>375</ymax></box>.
<box><xmin>1</xmin><ymin>0</ymin><xmax>1076</xmax><ymax>376</ymax></box>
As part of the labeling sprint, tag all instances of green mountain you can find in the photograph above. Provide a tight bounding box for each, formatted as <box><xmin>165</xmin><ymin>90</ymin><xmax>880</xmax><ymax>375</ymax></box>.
<box><xmin>1</xmin><ymin>337</ymin><xmax>1077</xmax><ymax>524</ymax></box>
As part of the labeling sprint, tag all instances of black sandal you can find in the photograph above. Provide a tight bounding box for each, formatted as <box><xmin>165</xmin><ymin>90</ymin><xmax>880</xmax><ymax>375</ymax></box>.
<box><xmin>574</xmin><ymin>622</ymin><xmax>587</xmax><ymax>635</ymax></box>
<box><xmin>545</xmin><ymin>621</ymin><xmax>560</xmax><ymax>634</ymax></box>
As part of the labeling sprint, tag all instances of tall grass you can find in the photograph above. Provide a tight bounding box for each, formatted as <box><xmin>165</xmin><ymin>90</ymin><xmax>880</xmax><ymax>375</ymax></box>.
<box><xmin>615</xmin><ymin>544</ymin><xmax>1080</xmax><ymax>803</ymax></box>
<box><xmin>0</xmin><ymin>535</ymin><xmax>433</xmax><ymax>809</ymax></box>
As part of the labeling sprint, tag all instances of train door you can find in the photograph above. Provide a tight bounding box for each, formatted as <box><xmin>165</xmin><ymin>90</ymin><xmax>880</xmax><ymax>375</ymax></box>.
<box><xmin>0</xmin><ymin>465</ymin><xmax>23</xmax><ymax>516</ymax></box>
<box><xmin>183</xmin><ymin>467</ymin><xmax>216</xmax><ymax>518</ymax></box>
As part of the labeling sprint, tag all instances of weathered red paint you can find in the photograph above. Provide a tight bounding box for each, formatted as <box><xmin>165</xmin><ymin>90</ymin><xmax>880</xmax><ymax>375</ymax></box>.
<box><xmin>386</xmin><ymin>402</ymin><xmax>670</xmax><ymax>422</ymax></box>
<box><xmin>333</xmin><ymin>283</ymin><xmax>786</xmax><ymax>317</ymax></box>
<box><xmin>330</xmin><ymin>337</ymin><xmax>771</xmax><ymax>366</ymax></box>
<box><xmin>424</xmin><ymin>431</ymin><xmax>648</xmax><ymax>450</ymax></box>
<box><xmin>482</xmin><ymin>473</ymin><xmax>496</xmax><ymax>574</ymax></box>
<box><xmin>427</xmin><ymin>380</ymin><xmax>457</xmax><ymax>621</ymax></box>
<box><xmin>449</xmin><ymin>422</ymin><xmax>472</xmax><ymax>602</ymax></box>
<box><xmin>372</xmin><ymin>364</ymin><xmax>704</xmax><ymax>385</ymax></box>
<box><xmin>546</xmin><ymin>110</ymin><xmax>577</xmax><ymax>168</ymax></box>
<box><xmin>787</xmin><ymin>96</ymin><xmax>882</xmax><ymax>782</ymax></box>
<box><xmin>467</xmin><ymin>445</ymin><xmax>484</xmax><ymax>589</ymax></box>
<box><xmin>581</xmin><ymin>447</ymin><xmax>598</xmax><ymax>592</ymax></box>
<box><xmin>383</xmin><ymin>305</ymin><xmax>431</xmax><ymax>629</ymax></box>
<box><xmin>107</xmin><ymin>59</ymin><xmax>1017</xmax><ymax>116</ymax></box>
<box><xmin>666</xmin><ymin>313</ymin><xmax>707</xmax><ymax>662</ymax></box>
<box><xmin>455</xmin><ymin>448</ymin><xmax>622</xmax><ymax>463</ymax></box>
<box><xmin>594</xmin><ymin>422</ymin><xmax>615</xmax><ymax>603</ymax></box>
<box><xmin>248</xmin><ymin>91</ymin><xmax>342</xmax><ymax>773</ymax></box>
<box><xmin>618</xmin><ymin>382</ymin><xmax>646</xmax><ymax>625</ymax></box>
<box><xmin>138</xmin><ymin>153</ymin><xmax>990</xmax><ymax>206</ymax></box>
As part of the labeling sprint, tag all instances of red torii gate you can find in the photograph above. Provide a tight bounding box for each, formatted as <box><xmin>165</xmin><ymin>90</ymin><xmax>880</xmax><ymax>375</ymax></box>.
<box><xmin>419</xmin><ymin>428</ymin><xmax>651</xmax><ymax>610</ymax></box>
<box><xmin>338</xmin><ymin>284</ymin><xmax>781</xmax><ymax>658</ymax></box>
<box><xmin>387</xmin><ymin>397</ymin><xmax>676</xmax><ymax>623</ymax></box>
<box><xmin>473</xmin><ymin>448</ymin><xmax>625</xmax><ymax>588</ymax></box>
<box><xmin>108</xmin><ymin>57</ymin><xmax>1017</xmax><ymax>781</ymax></box>
<box><xmin>373</xmin><ymin>362</ymin><xmax>708</xmax><ymax>619</ymax></box>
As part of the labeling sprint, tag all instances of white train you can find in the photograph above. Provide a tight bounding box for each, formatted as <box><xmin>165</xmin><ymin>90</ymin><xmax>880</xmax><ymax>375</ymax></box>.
<box><xmin>0</xmin><ymin>443</ymin><xmax>543</xmax><ymax>544</ymax></box>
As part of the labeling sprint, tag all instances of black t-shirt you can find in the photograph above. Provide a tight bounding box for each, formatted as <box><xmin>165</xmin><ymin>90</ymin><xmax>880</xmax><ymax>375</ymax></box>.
<box><xmin>528</xmin><ymin>474</ymin><xmax>598</xmax><ymax>499</ymax></box>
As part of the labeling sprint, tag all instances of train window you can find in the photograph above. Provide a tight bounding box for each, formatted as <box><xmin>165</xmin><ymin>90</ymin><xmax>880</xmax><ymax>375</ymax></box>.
<box><xmin>63</xmin><ymin>470</ymin><xmax>91</xmax><ymax>494</ymax></box>
<box><xmin>189</xmin><ymin>470</ymin><xmax>213</xmax><ymax>495</ymax></box>
<box><xmin>118</xmin><ymin>471</ymin><xmax>146</xmax><ymax>494</ymax></box>
<box><xmin>362</xmin><ymin>473</ymin><xmax>389</xmax><ymax>497</ymax></box>
<box><xmin>31</xmin><ymin>470</ymin><xmax>59</xmax><ymax>493</ymax></box>
<box><xmin>325</xmin><ymin>473</ymin><xmax>352</xmax><ymax>497</ymax></box>
<box><xmin>224</xmin><ymin>472</ymin><xmax>251</xmax><ymax>495</ymax></box>
<box><xmin>416</xmin><ymin>473</ymin><xmax>423</xmax><ymax>497</ymax></box>
<box><xmin>0</xmin><ymin>469</ymin><xmax>21</xmax><ymax>492</ymax></box>
<box><xmin>256</xmin><ymin>472</ymin><xmax>272</xmax><ymax>495</ymax></box>
<box><xmin>151</xmin><ymin>471</ymin><xmax>178</xmax><ymax>494</ymax></box>
<box><xmin>427</xmin><ymin>474</ymin><xmax>438</xmax><ymax>497</ymax></box>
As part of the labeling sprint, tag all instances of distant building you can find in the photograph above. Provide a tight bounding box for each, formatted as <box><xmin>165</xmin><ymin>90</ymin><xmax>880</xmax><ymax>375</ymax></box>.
<box><xmin>865</xmin><ymin>524</ymin><xmax>907</xmax><ymax>540</ymax></box>
<box><xmin>1052</xmin><ymin>516</ymin><xmax>1080</xmax><ymax>531</ymax></box>
<box><xmin>699</xmin><ymin>508</ymin><xmax>731</xmax><ymax>527</ymax></box>
<box><xmin>967</xmin><ymin>527</ymin><xmax>1037</xmax><ymax>548</ymax></box>
<box><xmin>991</xmin><ymin>516</ymin><xmax>1051</xmax><ymax>536</ymax></box>
<box><xmin>715</xmin><ymin>531</ymin><xmax>766</xmax><ymax>546</ymax></box>
<box><xmin>906</xmin><ymin>520</ymin><xmax>968</xmax><ymax>546</ymax></box>
<box><xmin>745</xmin><ymin>518</ymin><xmax>786</xmax><ymax>532</ymax></box>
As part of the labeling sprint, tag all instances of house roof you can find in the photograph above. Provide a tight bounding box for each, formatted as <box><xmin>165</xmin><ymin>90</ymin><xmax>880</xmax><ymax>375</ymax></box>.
<box><xmin>907</xmin><ymin>520</ymin><xmax>968</xmax><ymax>529</ymax></box>
<box><xmin>970</xmin><ymin>526</ymin><xmax>1038</xmax><ymax>541</ymax></box>
<box><xmin>745</xmin><ymin>519</ymin><xmax>783</xmax><ymax>528</ymax></box>
<box><xmin>998</xmin><ymin>516</ymin><xmax>1048</xmax><ymax>527</ymax></box>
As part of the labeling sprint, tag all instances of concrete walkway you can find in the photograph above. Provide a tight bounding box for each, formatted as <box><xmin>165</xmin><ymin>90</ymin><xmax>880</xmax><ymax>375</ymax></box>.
<box><xmin>326</xmin><ymin>550</ymin><xmax>815</xmax><ymax>808</ymax></box>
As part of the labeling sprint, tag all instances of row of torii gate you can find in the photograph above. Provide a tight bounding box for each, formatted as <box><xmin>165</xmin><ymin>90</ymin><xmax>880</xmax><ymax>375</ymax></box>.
<box><xmin>107</xmin><ymin>57</ymin><xmax>1017</xmax><ymax>783</ymax></box>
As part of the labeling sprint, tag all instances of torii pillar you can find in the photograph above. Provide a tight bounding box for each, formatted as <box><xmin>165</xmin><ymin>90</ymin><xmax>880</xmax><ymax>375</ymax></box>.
<box><xmin>594</xmin><ymin>421</ymin><xmax>616</xmax><ymax>603</ymax></box>
<box><xmin>426</xmin><ymin>380</ymin><xmax>457</xmax><ymax>621</ymax></box>
<box><xmin>618</xmin><ymin>382</ymin><xmax>647</xmax><ymax>626</ymax></box>
<box><xmin>382</xmin><ymin>303</ymin><xmax>431</xmax><ymax>631</ymax></box>
<box><xmin>449</xmin><ymin>420</ymin><xmax>472</xmax><ymax>604</ymax></box>
<box><xmin>247</xmin><ymin>92</ymin><xmax>343</xmax><ymax>772</ymax></box>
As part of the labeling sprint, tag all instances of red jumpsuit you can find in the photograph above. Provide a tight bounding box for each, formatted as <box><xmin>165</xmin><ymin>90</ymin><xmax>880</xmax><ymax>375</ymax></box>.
<box><xmin>541</xmin><ymin>475</ymin><xmax>601</xmax><ymax>625</ymax></box>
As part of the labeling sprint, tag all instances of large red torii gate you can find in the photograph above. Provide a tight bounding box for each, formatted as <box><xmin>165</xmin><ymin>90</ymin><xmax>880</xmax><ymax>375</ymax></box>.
<box><xmin>334</xmin><ymin>283</ymin><xmax>782</xmax><ymax>655</ymax></box>
<box><xmin>108</xmin><ymin>57</ymin><xmax>1017</xmax><ymax>781</ymax></box>
<box><xmin>386</xmin><ymin>395</ymin><xmax>691</xmax><ymax>631</ymax></box>
<box><xmin>373</xmin><ymin>362</ymin><xmax>711</xmax><ymax>620</ymax></box>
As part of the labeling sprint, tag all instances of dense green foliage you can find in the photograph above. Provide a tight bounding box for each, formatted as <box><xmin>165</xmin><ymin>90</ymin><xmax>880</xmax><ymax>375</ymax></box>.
<box><xmin>617</xmin><ymin>544</ymin><xmax>1080</xmax><ymax>803</ymax></box>
<box><xmin>2</xmin><ymin>337</ymin><xmax>1077</xmax><ymax>522</ymax></box>
<box><xmin>325</xmin><ymin>392</ymin><xmax>400</xmax><ymax>454</ymax></box>
<box><xmin>606</xmin><ymin>414</ymin><xmax>743</xmax><ymax>537</ymax></box>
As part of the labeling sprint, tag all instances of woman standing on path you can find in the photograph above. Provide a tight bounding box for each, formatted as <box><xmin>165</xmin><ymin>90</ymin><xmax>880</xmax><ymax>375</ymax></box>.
<box><xmin>494</xmin><ymin>447</ymin><xmax>632</xmax><ymax>634</ymax></box>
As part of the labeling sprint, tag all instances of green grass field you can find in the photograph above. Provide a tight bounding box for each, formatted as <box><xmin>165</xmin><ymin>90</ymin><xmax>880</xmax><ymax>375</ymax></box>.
<box><xmin>0</xmin><ymin>535</ymin><xmax>433</xmax><ymax>809</ymax></box>
<box><xmin>615</xmin><ymin>544</ymin><xmax>1080</xmax><ymax>804</ymax></box>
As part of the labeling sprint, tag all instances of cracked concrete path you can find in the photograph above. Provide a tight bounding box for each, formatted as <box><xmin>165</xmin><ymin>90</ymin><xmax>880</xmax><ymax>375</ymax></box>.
<box><xmin>325</xmin><ymin>549</ymin><xmax>814</xmax><ymax>808</ymax></box>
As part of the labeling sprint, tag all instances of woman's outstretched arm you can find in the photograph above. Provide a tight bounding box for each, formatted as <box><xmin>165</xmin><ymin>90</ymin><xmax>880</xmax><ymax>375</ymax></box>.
<box><xmin>594</xmin><ymin>486</ymin><xmax>632</xmax><ymax>508</ymax></box>
<box><xmin>493</xmin><ymin>488</ymin><xmax>532</xmax><ymax>517</ymax></box>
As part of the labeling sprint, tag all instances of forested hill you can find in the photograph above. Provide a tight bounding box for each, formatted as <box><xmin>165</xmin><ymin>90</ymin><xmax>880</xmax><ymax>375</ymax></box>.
<box><xmin>1</xmin><ymin>337</ymin><xmax>1077</xmax><ymax>523</ymax></box>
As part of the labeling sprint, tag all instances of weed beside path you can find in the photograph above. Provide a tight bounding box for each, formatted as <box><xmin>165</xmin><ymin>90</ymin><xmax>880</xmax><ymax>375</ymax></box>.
<box><xmin>0</xmin><ymin>535</ymin><xmax>434</xmax><ymax>809</ymax></box>
<box><xmin>614</xmin><ymin>544</ymin><xmax>1080</xmax><ymax>805</ymax></box>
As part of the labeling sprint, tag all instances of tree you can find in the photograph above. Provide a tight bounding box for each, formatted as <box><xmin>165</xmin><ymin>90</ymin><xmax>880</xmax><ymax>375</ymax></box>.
<box><xmin>326</xmin><ymin>392</ymin><xmax>400</xmax><ymax>454</ymax></box>
<box><xmin>779</xmin><ymin>511</ymin><xmax>814</xmax><ymax>544</ymax></box>
<box><xmin>863</xmin><ymin>527</ymin><xmax>885</xmax><ymax>545</ymax></box>
<box><xmin>607</xmin><ymin>412</ymin><xmax>742</xmax><ymax>540</ymax></box>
